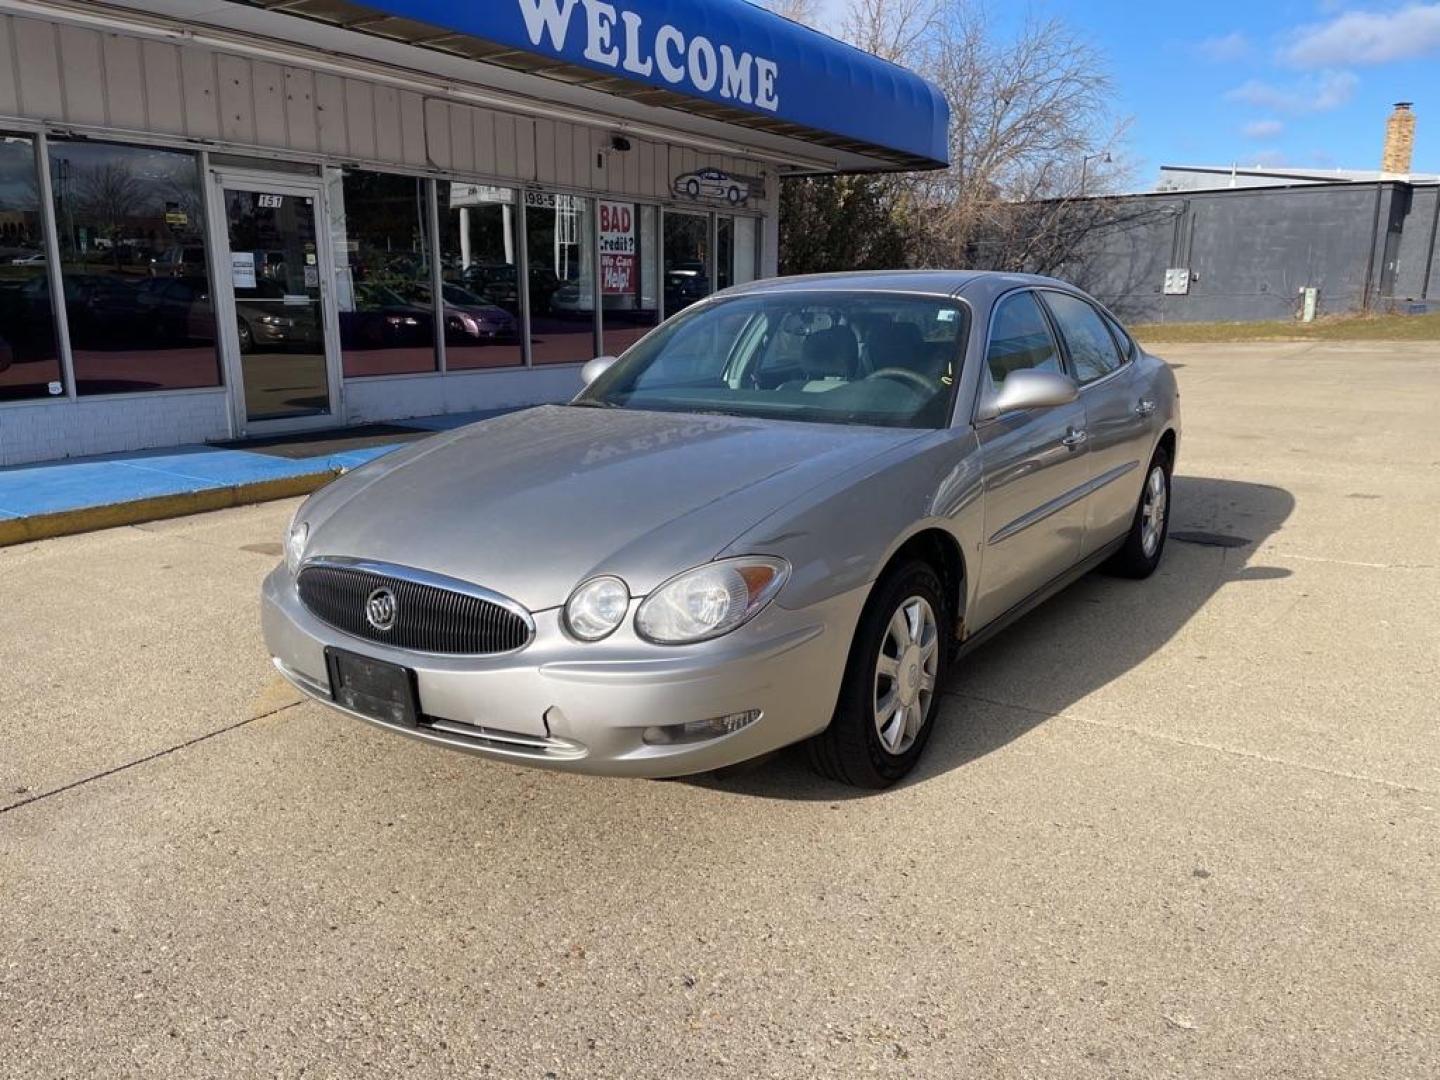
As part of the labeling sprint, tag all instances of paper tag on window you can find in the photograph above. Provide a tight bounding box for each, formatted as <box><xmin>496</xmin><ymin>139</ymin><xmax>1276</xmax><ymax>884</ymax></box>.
<box><xmin>48</xmin><ymin>381</ymin><xmax>63</xmax><ymax>396</ymax></box>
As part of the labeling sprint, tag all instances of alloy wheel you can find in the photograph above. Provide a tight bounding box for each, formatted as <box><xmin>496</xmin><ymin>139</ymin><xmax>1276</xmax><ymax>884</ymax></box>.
<box><xmin>873</xmin><ymin>596</ymin><xmax>939</xmax><ymax>755</ymax></box>
<box><xmin>1141</xmin><ymin>465</ymin><xmax>1168</xmax><ymax>558</ymax></box>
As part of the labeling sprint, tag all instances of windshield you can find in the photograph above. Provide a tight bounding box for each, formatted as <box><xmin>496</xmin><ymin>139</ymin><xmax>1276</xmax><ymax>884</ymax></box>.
<box><xmin>577</xmin><ymin>292</ymin><xmax>967</xmax><ymax>429</ymax></box>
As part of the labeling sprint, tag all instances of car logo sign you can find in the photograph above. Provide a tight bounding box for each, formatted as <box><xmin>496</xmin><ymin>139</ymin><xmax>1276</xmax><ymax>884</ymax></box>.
<box><xmin>365</xmin><ymin>588</ymin><xmax>398</xmax><ymax>632</ymax></box>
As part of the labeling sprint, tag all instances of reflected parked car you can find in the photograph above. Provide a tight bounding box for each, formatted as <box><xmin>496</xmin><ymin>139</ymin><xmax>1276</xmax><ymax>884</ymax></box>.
<box><xmin>664</xmin><ymin>261</ymin><xmax>710</xmax><ymax>312</ymax></box>
<box><xmin>9</xmin><ymin>251</ymin><xmax>45</xmax><ymax>267</ymax></box>
<box><xmin>263</xmin><ymin>270</ymin><xmax>1180</xmax><ymax>788</ymax></box>
<box><xmin>339</xmin><ymin>283</ymin><xmax>433</xmax><ymax>350</ymax></box>
<box><xmin>412</xmin><ymin>282</ymin><xmax>519</xmax><ymax>343</ymax></box>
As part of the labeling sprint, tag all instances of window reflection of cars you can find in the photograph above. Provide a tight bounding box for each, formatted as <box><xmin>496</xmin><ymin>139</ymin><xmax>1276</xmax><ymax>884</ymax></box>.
<box><xmin>0</xmin><ymin>330</ymin><xmax>12</xmax><ymax>373</ymax></box>
<box><xmin>21</xmin><ymin>274</ymin><xmax>137</xmax><ymax>345</ymax></box>
<box><xmin>413</xmin><ymin>282</ymin><xmax>518</xmax><ymax>343</ymax></box>
<box><xmin>665</xmin><ymin>261</ymin><xmax>710</xmax><ymax>311</ymax></box>
<box><xmin>340</xmin><ymin>282</ymin><xmax>433</xmax><ymax>350</ymax></box>
<box><xmin>548</xmin><ymin>280</ymin><xmax>594</xmax><ymax>315</ymax></box>
<box><xmin>9</xmin><ymin>251</ymin><xmax>45</xmax><ymax>267</ymax></box>
<box><xmin>673</xmin><ymin>168</ymin><xmax>748</xmax><ymax>205</ymax></box>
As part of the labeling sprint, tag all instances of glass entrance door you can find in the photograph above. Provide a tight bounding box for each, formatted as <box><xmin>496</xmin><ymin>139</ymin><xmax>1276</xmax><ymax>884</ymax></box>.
<box><xmin>220</xmin><ymin>184</ymin><xmax>335</xmax><ymax>424</ymax></box>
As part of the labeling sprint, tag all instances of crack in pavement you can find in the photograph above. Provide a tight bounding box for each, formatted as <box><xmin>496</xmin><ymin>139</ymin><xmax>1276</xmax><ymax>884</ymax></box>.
<box><xmin>943</xmin><ymin>688</ymin><xmax>1436</xmax><ymax>798</ymax></box>
<box><xmin>0</xmin><ymin>701</ymin><xmax>303</xmax><ymax>816</ymax></box>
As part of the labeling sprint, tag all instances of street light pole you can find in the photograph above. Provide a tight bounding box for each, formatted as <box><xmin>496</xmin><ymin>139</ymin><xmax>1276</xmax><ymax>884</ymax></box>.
<box><xmin>1080</xmin><ymin>151</ymin><xmax>1112</xmax><ymax>197</ymax></box>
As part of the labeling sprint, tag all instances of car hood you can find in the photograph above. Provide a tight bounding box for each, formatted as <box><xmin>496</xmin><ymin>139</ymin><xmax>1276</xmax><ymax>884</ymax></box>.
<box><xmin>303</xmin><ymin>405</ymin><xmax>923</xmax><ymax>611</ymax></box>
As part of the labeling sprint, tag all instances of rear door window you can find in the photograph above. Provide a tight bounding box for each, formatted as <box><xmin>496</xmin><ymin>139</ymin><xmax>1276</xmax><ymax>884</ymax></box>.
<box><xmin>1042</xmin><ymin>292</ymin><xmax>1124</xmax><ymax>385</ymax></box>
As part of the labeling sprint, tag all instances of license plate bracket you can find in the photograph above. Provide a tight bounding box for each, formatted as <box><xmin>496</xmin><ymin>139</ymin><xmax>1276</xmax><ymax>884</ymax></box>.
<box><xmin>325</xmin><ymin>647</ymin><xmax>420</xmax><ymax>729</ymax></box>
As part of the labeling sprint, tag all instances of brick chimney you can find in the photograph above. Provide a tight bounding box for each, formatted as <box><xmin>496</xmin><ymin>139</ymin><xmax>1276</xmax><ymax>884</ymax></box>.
<box><xmin>1382</xmin><ymin>102</ymin><xmax>1415</xmax><ymax>174</ymax></box>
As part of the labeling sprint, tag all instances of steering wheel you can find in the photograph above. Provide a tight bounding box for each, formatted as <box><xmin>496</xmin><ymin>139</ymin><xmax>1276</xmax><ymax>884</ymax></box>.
<box><xmin>864</xmin><ymin>367</ymin><xmax>935</xmax><ymax>393</ymax></box>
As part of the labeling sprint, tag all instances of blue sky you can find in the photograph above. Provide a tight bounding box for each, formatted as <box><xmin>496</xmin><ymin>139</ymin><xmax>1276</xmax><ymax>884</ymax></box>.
<box><xmin>802</xmin><ymin>0</ymin><xmax>1440</xmax><ymax>184</ymax></box>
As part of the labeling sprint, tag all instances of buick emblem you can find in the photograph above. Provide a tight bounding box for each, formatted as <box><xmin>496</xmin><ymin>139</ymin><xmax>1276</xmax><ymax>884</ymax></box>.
<box><xmin>365</xmin><ymin>588</ymin><xmax>398</xmax><ymax>632</ymax></box>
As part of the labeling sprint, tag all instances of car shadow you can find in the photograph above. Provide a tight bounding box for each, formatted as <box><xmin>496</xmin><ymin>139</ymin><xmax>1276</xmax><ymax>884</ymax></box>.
<box><xmin>686</xmin><ymin>474</ymin><xmax>1295</xmax><ymax>801</ymax></box>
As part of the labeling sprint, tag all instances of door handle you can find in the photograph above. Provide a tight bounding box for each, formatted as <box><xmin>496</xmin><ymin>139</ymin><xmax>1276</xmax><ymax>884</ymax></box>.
<box><xmin>1135</xmin><ymin>398</ymin><xmax>1157</xmax><ymax>417</ymax></box>
<box><xmin>1061</xmin><ymin>428</ymin><xmax>1089</xmax><ymax>449</ymax></box>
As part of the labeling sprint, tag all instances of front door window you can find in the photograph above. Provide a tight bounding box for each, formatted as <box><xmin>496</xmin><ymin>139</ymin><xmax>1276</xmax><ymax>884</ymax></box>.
<box><xmin>223</xmin><ymin>188</ymin><xmax>331</xmax><ymax>422</ymax></box>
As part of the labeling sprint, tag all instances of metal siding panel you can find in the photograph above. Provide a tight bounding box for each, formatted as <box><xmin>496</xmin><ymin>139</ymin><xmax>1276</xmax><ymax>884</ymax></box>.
<box><xmin>554</xmin><ymin>121</ymin><xmax>572</xmax><ymax>186</ymax></box>
<box><xmin>142</xmin><ymin>41</ymin><xmax>185</xmax><ymax>135</ymax></box>
<box><xmin>216</xmin><ymin>54</ymin><xmax>255</xmax><ymax>145</ymax></box>
<box><xmin>399</xmin><ymin>91</ymin><xmax>426</xmax><ymax>166</ymax></box>
<box><xmin>314</xmin><ymin>74</ymin><xmax>347</xmax><ymax>155</ymax></box>
<box><xmin>622</xmin><ymin>140</ymin><xmax>640</xmax><ymax>196</ymax></box>
<box><xmin>251</xmin><ymin>61</ymin><xmax>287</xmax><ymax>149</ymax></box>
<box><xmin>58</xmin><ymin>26</ymin><xmax>106</xmax><ymax>125</ymax></box>
<box><xmin>535</xmin><ymin>118</ymin><xmax>557</xmax><ymax>184</ymax></box>
<box><xmin>424</xmin><ymin>97</ymin><xmax>451</xmax><ymax>170</ymax></box>
<box><xmin>180</xmin><ymin>48</ymin><xmax>220</xmax><ymax>139</ymax></box>
<box><xmin>102</xmin><ymin>34</ymin><xmax>145</xmax><ymax>131</ymax></box>
<box><xmin>515</xmin><ymin>117</ymin><xmax>536</xmax><ymax>182</ymax></box>
<box><xmin>0</xmin><ymin>19</ymin><xmax>21</xmax><ymax>118</ymax></box>
<box><xmin>344</xmin><ymin>79</ymin><xmax>376</xmax><ymax>161</ymax></box>
<box><xmin>448</xmin><ymin>103</ymin><xmax>474</xmax><ymax>174</ymax></box>
<box><xmin>284</xmin><ymin>67</ymin><xmax>318</xmax><ymax>152</ymax></box>
<box><xmin>476</xmin><ymin>107</ymin><xmax>499</xmax><ymax>174</ymax></box>
<box><xmin>571</xmin><ymin>124</ymin><xmax>590</xmax><ymax>189</ymax></box>
<box><xmin>13</xmin><ymin>18</ymin><xmax>63</xmax><ymax>121</ymax></box>
<box><xmin>373</xmin><ymin>84</ymin><xmax>402</xmax><ymax>163</ymax></box>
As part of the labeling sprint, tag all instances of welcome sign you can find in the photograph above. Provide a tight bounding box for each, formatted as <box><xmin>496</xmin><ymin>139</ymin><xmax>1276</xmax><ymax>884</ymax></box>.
<box><xmin>344</xmin><ymin>0</ymin><xmax>950</xmax><ymax>168</ymax></box>
<box><xmin>518</xmin><ymin>0</ymin><xmax>781</xmax><ymax>113</ymax></box>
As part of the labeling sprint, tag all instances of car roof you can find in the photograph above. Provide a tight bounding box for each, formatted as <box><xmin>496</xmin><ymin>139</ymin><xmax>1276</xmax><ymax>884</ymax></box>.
<box><xmin>715</xmin><ymin>269</ymin><xmax>1078</xmax><ymax>303</ymax></box>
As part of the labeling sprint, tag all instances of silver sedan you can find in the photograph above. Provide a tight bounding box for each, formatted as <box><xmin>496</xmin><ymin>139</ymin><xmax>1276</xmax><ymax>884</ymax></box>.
<box><xmin>262</xmin><ymin>271</ymin><xmax>1179</xmax><ymax>788</ymax></box>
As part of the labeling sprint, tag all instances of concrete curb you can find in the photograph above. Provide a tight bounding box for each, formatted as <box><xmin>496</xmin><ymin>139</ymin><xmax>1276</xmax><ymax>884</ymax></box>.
<box><xmin>0</xmin><ymin>471</ymin><xmax>338</xmax><ymax>548</ymax></box>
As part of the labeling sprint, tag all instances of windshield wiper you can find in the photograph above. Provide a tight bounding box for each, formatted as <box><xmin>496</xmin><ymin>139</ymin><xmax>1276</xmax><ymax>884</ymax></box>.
<box><xmin>569</xmin><ymin>399</ymin><xmax>620</xmax><ymax>409</ymax></box>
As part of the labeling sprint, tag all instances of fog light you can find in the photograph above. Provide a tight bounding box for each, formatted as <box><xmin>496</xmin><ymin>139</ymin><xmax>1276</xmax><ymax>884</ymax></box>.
<box><xmin>642</xmin><ymin>710</ymin><xmax>761</xmax><ymax>746</ymax></box>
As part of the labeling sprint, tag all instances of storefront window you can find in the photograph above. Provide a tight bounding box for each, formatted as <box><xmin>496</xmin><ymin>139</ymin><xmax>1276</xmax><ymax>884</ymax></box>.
<box><xmin>525</xmin><ymin>192</ymin><xmax>596</xmax><ymax>365</ymax></box>
<box><xmin>330</xmin><ymin>170</ymin><xmax>436</xmax><ymax>377</ymax></box>
<box><xmin>717</xmin><ymin>216</ymin><xmax>760</xmax><ymax>292</ymax></box>
<box><xmin>600</xmin><ymin>202</ymin><xmax>660</xmax><ymax>356</ymax></box>
<box><xmin>664</xmin><ymin>210</ymin><xmax>711</xmax><ymax>316</ymax></box>
<box><xmin>436</xmin><ymin>181</ymin><xmax>522</xmax><ymax>370</ymax></box>
<box><xmin>0</xmin><ymin>135</ymin><xmax>64</xmax><ymax>401</ymax></box>
<box><xmin>49</xmin><ymin>140</ymin><xmax>220</xmax><ymax>394</ymax></box>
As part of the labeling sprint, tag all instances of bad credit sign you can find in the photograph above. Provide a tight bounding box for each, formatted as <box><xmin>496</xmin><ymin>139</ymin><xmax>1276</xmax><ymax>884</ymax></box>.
<box><xmin>600</xmin><ymin>201</ymin><xmax>636</xmax><ymax>296</ymax></box>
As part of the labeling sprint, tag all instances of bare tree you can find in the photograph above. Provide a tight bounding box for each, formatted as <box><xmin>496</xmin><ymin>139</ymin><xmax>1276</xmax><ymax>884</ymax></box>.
<box><xmin>900</xmin><ymin>7</ymin><xmax>1130</xmax><ymax>270</ymax></box>
<box><xmin>757</xmin><ymin>0</ymin><xmax>821</xmax><ymax>25</ymax></box>
<box><xmin>842</xmin><ymin>0</ymin><xmax>941</xmax><ymax>63</ymax></box>
<box><xmin>772</xmin><ymin>0</ymin><xmax>1131</xmax><ymax>276</ymax></box>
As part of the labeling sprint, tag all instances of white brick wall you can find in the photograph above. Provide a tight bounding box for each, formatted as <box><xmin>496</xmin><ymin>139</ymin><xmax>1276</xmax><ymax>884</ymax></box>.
<box><xmin>0</xmin><ymin>390</ymin><xmax>231</xmax><ymax>466</ymax></box>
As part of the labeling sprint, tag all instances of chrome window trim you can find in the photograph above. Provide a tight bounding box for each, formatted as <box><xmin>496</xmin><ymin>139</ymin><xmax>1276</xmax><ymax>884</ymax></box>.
<box><xmin>298</xmin><ymin>555</ymin><xmax>538</xmax><ymax>649</ymax></box>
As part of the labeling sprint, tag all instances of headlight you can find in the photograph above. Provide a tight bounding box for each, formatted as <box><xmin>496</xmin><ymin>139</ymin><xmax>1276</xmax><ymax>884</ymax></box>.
<box><xmin>285</xmin><ymin>517</ymin><xmax>309</xmax><ymax>576</ymax></box>
<box><xmin>564</xmin><ymin>576</ymin><xmax>630</xmax><ymax>641</ymax></box>
<box><xmin>635</xmin><ymin>557</ymin><xmax>789</xmax><ymax>645</ymax></box>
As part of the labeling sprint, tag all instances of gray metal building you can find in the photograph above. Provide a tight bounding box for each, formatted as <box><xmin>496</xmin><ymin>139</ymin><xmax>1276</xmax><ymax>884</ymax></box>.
<box><xmin>1066</xmin><ymin>178</ymin><xmax>1440</xmax><ymax>324</ymax></box>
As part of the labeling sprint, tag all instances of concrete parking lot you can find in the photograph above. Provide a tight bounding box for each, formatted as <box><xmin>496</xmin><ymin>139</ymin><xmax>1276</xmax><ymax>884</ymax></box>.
<box><xmin>2</xmin><ymin>341</ymin><xmax>1436</xmax><ymax>1078</ymax></box>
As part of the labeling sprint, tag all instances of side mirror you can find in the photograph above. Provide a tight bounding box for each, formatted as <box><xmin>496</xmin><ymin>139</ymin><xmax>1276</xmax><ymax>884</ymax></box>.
<box><xmin>581</xmin><ymin>355</ymin><xmax>620</xmax><ymax>386</ymax></box>
<box><xmin>976</xmin><ymin>369</ymin><xmax>1079</xmax><ymax>422</ymax></box>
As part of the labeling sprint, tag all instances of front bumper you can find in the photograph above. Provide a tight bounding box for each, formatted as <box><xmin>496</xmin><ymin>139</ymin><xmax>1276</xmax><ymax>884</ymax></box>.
<box><xmin>261</xmin><ymin>566</ymin><xmax>866</xmax><ymax>778</ymax></box>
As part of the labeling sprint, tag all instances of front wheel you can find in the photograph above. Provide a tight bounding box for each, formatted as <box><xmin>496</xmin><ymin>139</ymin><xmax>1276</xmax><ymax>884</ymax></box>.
<box><xmin>1109</xmin><ymin>446</ymin><xmax>1171</xmax><ymax>578</ymax></box>
<box><xmin>806</xmin><ymin>561</ymin><xmax>950</xmax><ymax>788</ymax></box>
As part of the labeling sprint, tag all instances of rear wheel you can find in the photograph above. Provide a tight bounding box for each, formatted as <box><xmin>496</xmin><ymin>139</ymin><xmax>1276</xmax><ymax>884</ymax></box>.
<box><xmin>1109</xmin><ymin>446</ymin><xmax>1171</xmax><ymax>578</ymax></box>
<box><xmin>806</xmin><ymin>561</ymin><xmax>950</xmax><ymax>788</ymax></box>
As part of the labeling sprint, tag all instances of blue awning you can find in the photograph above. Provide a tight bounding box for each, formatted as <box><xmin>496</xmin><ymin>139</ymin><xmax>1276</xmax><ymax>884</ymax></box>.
<box><xmin>235</xmin><ymin>0</ymin><xmax>950</xmax><ymax>170</ymax></box>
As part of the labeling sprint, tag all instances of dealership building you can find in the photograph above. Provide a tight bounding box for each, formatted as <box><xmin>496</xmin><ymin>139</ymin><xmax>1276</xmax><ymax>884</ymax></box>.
<box><xmin>0</xmin><ymin>0</ymin><xmax>947</xmax><ymax>465</ymax></box>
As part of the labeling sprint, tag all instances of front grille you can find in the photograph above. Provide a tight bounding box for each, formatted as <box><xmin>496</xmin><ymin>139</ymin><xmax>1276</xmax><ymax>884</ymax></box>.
<box><xmin>297</xmin><ymin>563</ymin><xmax>532</xmax><ymax>655</ymax></box>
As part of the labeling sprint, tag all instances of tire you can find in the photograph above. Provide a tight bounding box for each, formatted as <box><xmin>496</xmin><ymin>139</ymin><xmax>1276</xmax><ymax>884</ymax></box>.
<box><xmin>805</xmin><ymin>560</ymin><xmax>950</xmax><ymax>788</ymax></box>
<box><xmin>236</xmin><ymin>318</ymin><xmax>254</xmax><ymax>355</ymax></box>
<box><xmin>686</xmin><ymin>179</ymin><xmax>701</xmax><ymax>198</ymax></box>
<box><xmin>1109</xmin><ymin>446</ymin><xmax>1172</xmax><ymax>579</ymax></box>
